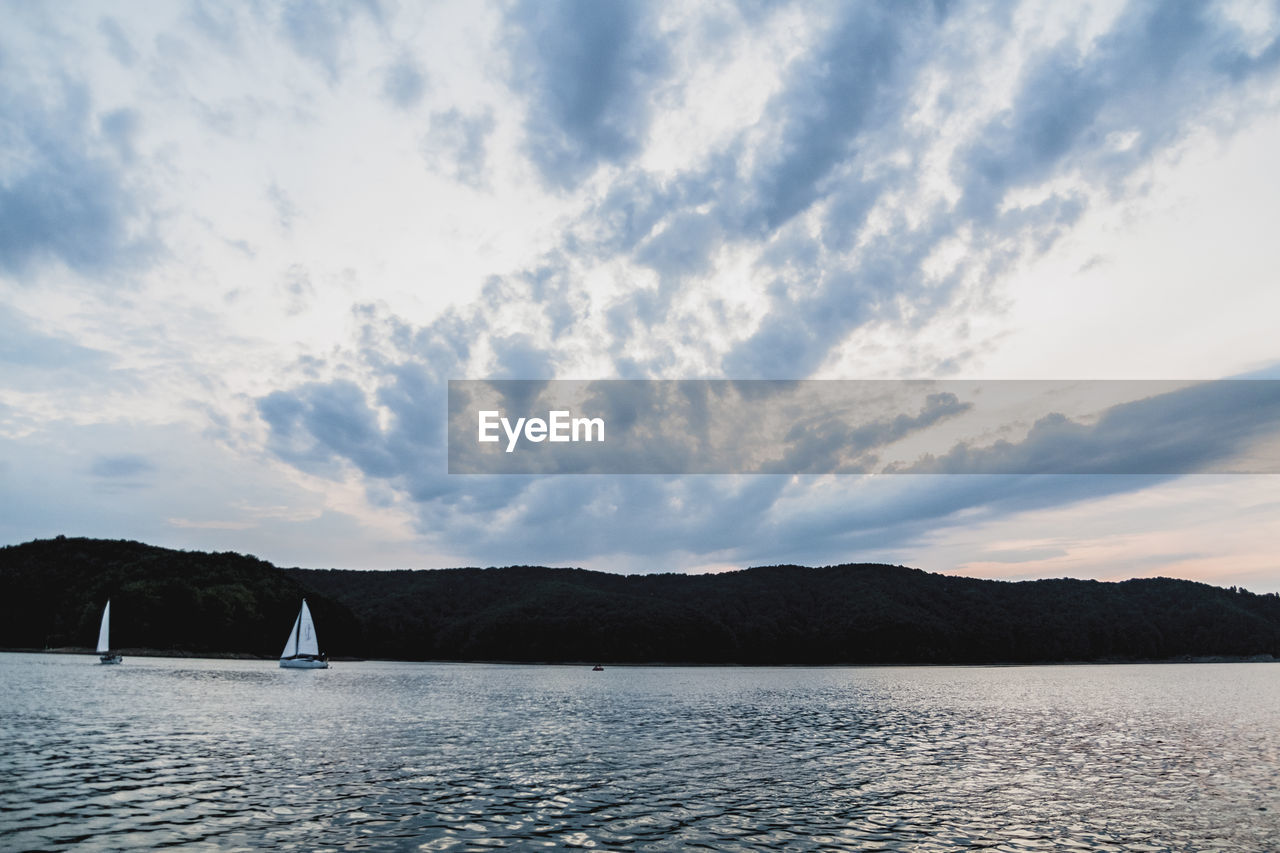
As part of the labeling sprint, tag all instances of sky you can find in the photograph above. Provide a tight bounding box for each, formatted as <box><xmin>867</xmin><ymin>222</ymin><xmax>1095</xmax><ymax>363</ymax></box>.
<box><xmin>2</xmin><ymin>0</ymin><xmax>1280</xmax><ymax>591</ymax></box>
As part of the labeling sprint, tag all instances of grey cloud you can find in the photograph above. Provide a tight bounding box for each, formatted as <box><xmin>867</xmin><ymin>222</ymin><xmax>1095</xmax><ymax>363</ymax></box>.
<box><xmin>902</xmin><ymin>381</ymin><xmax>1280</xmax><ymax>475</ymax></box>
<box><xmin>547</xmin><ymin>4</ymin><xmax>949</xmax><ymax>372</ymax></box>
<box><xmin>89</xmin><ymin>454</ymin><xmax>154</xmax><ymax>478</ymax></box>
<box><xmin>744</xmin><ymin>4</ymin><xmax>922</xmax><ymax>235</ymax></box>
<box><xmin>278</xmin><ymin>0</ymin><xmax>380</xmax><ymax>85</ymax></box>
<box><xmin>100</xmin><ymin>108</ymin><xmax>141</xmax><ymax>163</ymax></box>
<box><xmin>256</xmin><ymin>314</ymin><xmax>1227</xmax><ymax>568</ymax></box>
<box><xmin>1235</xmin><ymin>361</ymin><xmax>1280</xmax><ymax>381</ymax></box>
<box><xmin>252</xmin><ymin>3</ymin><xmax>1280</xmax><ymax>568</ymax></box>
<box><xmin>506</xmin><ymin>0</ymin><xmax>670</xmax><ymax>187</ymax></box>
<box><xmin>0</xmin><ymin>78</ymin><xmax>151</xmax><ymax>277</ymax></box>
<box><xmin>771</xmin><ymin>391</ymin><xmax>972</xmax><ymax>474</ymax></box>
<box><xmin>258</xmin><ymin>308</ymin><xmax>540</xmax><ymax>515</ymax></box>
<box><xmin>735</xmin><ymin>0</ymin><xmax>1279</xmax><ymax>378</ymax></box>
<box><xmin>749</xmin><ymin>473</ymin><xmax>1156</xmax><ymax>569</ymax></box>
<box><xmin>591</xmin><ymin>170</ymin><xmax>693</xmax><ymax>255</ymax></box>
<box><xmin>225</xmin><ymin>237</ymin><xmax>254</xmax><ymax>257</ymax></box>
<box><xmin>604</xmin><ymin>2</ymin><xmax>928</xmax><ymax>249</ymax></box>
<box><xmin>449</xmin><ymin>474</ymin><xmax>794</xmax><ymax>567</ymax></box>
<box><xmin>383</xmin><ymin>56</ymin><xmax>426</xmax><ymax>109</ymax></box>
<box><xmin>268</xmin><ymin>183</ymin><xmax>298</xmax><ymax>231</ymax></box>
<box><xmin>424</xmin><ymin>109</ymin><xmax>494</xmax><ymax>187</ymax></box>
<box><xmin>0</xmin><ymin>309</ymin><xmax>109</xmax><ymax>370</ymax></box>
<box><xmin>518</xmin><ymin>262</ymin><xmax>586</xmax><ymax>339</ymax></box>
<box><xmin>280</xmin><ymin>264</ymin><xmax>314</xmax><ymax>315</ymax></box>
<box><xmin>634</xmin><ymin>212</ymin><xmax>723</xmax><ymax>279</ymax></box>
<box><xmin>258</xmin><ymin>380</ymin><xmax>399</xmax><ymax>478</ymax></box>
<box><xmin>956</xmin><ymin>2</ymin><xmax>1279</xmax><ymax>222</ymax></box>
<box><xmin>724</xmin><ymin>218</ymin><xmax>948</xmax><ymax>378</ymax></box>
<box><xmin>490</xmin><ymin>333</ymin><xmax>556</xmax><ymax>379</ymax></box>
<box><xmin>377</xmin><ymin>362</ymin><xmax>448</xmax><ymax>460</ymax></box>
<box><xmin>0</xmin><ymin>308</ymin><xmax>137</xmax><ymax>395</ymax></box>
<box><xmin>419</xmin><ymin>470</ymin><xmax>1157</xmax><ymax>571</ymax></box>
<box><xmin>550</xmin><ymin>0</ymin><xmax>1280</xmax><ymax>379</ymax></box>
<box><xmin>97</xmin><ymin>17</ymin><xmax>137</xmax><ymax>67</ymax></box>
<box><xmin>820</xmin><ymin>177</ymin><xmax>885</xmax><ymax>254</ymax></box>
<box><xmin>187</xmin><ymin>1</ymin><xmax>243</xmax><ymax>49</ymax></box>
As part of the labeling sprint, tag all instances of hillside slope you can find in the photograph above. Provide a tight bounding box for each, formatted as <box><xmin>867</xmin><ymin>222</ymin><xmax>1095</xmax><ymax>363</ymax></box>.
<box><xmin>3</xmin><ymin>537</ymin><xmax>1278</xmax><ymax>663</ymax></box>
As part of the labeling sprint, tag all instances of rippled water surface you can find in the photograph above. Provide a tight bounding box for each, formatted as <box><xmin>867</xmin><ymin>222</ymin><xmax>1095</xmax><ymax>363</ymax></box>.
<box><xmin>1</xmin><ymin>655</ymin><xmax>1277</xmax><ymax>851</ymax></box>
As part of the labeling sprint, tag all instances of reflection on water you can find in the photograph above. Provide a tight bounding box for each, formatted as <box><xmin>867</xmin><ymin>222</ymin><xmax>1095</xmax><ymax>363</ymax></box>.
<box><xmin>1</xmin><ymin>655</ymin><xmax>1277</xmax><ymax>851</ymax></box>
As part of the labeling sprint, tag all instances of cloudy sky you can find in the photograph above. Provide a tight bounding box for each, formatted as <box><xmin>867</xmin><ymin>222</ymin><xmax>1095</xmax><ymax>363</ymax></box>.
<box><xmin>2</xmin><ymin>0</ymin><xmax>1280</xmax><ymax>590</ymax></box>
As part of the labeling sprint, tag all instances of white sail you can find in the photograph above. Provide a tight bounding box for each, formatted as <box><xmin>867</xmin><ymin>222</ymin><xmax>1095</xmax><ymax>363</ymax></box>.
<box><xmin>97</xmin><ymin>601</ymin><xmax>111</xmax><ymax>653</ymax></box>
<box><xmin>296</xmin><ymin>600</ymin><xmax>320</xmax><ymax>656</ymax></box>
<box><xmin>279</xmin><ymin>598</ymin><xmax>326</xmax><ymax>667</ymax></box>
<box><xmin>280</xmin><ymin>610</ymin><xmax>302</xmax><ymax>658</ymax></box>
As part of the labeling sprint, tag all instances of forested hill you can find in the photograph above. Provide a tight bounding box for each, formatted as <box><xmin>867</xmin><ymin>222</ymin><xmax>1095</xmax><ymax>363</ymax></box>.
<box><xmin>0</xmin><ymin>537</ymin><xmax>361</xmax><ymax>657</ymax></box>
<box><xmin>3</xmin><ymin>536</ymin><xmax>1279</xmax><ymax>664</ymax></box>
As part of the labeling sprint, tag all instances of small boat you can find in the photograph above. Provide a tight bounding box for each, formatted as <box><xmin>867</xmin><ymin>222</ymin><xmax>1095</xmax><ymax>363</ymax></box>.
<box><xmin>97</xmin><ymin>600</ymin><xmax>122</xmax><ymax>665</ymax></box>
<box><xmin>279</xmin><ymin>598</ymin><xmax>328</xmax><ymax>669</ymax></box>
<box><xmin>592</xmin><ymin>664</ymin><xmax>604</xmax><ymax>671</ymax></box>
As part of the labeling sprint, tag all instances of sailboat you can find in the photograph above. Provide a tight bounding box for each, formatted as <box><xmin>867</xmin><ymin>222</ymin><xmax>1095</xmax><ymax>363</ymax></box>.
<box><xmin>279</xmin><ymin>598</ymin><xmax>328</xmax><ymax>669</ymax></box>
<box><xmin>97</xmin><ymin>600</ymin><xmax>122</xmax><ymax>664</ymax></box>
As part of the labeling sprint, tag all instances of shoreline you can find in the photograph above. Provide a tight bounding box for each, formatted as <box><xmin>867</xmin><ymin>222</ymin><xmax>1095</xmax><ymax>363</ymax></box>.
<box><xmin>3</xmin><ymin>648</ymin><xmax>1274</xmax><ymax>667</ymax></box>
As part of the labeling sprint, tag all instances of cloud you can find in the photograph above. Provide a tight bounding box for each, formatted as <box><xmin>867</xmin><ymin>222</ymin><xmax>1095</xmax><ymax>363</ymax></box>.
<box><xmin>490</xmin><ymin>333</ymin><xmax>557</xmax><ymax>379</ymax></box>
<box><xmin>90</xmin><ymin>454</ymin><xmax>154</xmax><ymax>478</ymax></box>
<box><xmin>258</xmin><ymin>379</ymin><xmax>400</xmax><ymax>478</ymax></box>
<box><xmin>97</xmin><ymin>17</ymin><xmax>137</xmax><ymax>67</ymax></box>
<box><xmin>383</xmin><ymin>56</ymin><xmax>427</xmax><ymax>109</ymax></box>
<box><xmin>186</xmin><ymin>1</ymin><xmax>243</xmax><ymax>49</ymax></box>
<box><xmin>634</xmin><ymin>211</ymin><xmax>723</xmax><ymax>279</ymax></box>
<box><xmin>257</xmin><ymin>290</ymin><xmax>1280</xmax><ymax>569</ymax></box>
<box><xmin>257</xmin><ymin>306</ymin><xmax>1280</xmax><ymax>569</ymax></box>
<box><xmin>7</xmin><ymin>1</ymin><xmax>1280</xmax><ymax>578</ymax></box>
<box><xmin>0</xmin><ymin>309</ymin><xmax>110</xmax><ymax>371</ymax></box>
<box><xmin>277</xmin><ymin>0</ymin><xmax>381</xmax><ymax>85</ymax></box>
<box><xmin>0</xmin><ymin>77</ymin><xmax>151</xmax><ymax>278</ymax></box>
<box><xmin>771</xmin><ymin>391</ymin><xmax>973</xmax><ymax>474</ymax></box>
<box><xmin>424</xmin><ymin>109</ymin><xmax>494</xmax><ymax>187</ymax></box>
<box><xmin>527</xmin><ymin>0</ymin><xmax>1280</xmax><ymax>379</ymax></box>
<box><xmin>267</xmin><ymin>183</ymin><xmax>298</xmax><ymax>231</ymax></box>
<box><xmin>505</xmin><ymin>0</ymin><xmax>671</xmax><ymax>187</ymax></box>
<box><xmin>280</xmin><ymin>264</ymin><xmax>314</xmax><ymax>315</ymax></box>
<box><xmin>99</xmin><ymin>108</ymin><xmax>141</xmax><ymax>163</ymax></box>
<box><xmin>955</xmin><ymin>2</ymin><xmax>1279</xmax><ymax>222</ymax></box>
<box><xmin>901</xmin><ymin>381</ymin><xmax>1280</xmax><ymax>475</ymax></box>
<box><xmin>167</xmin><ymin>517</ymin><xmax>255</xmax><ymax>530</ymax></box>
<box><xmin>742</xmin><ymin>4</ymin><xmax>926</xmax><ymax>235</ymax></box>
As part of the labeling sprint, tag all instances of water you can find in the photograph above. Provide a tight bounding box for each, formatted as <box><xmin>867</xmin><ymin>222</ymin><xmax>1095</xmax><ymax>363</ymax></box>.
<box><xmin>1</xmin><ymin>654</ymin><xmax>1277</xmax><ymax>851</ymax></box>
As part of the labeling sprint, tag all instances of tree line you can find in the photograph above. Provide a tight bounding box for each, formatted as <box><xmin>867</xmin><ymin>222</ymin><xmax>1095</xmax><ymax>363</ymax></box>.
<box><xmin>3</xmin><ymin>536</ymin><xmax>1278</xmax><ymax>664</ymax></box>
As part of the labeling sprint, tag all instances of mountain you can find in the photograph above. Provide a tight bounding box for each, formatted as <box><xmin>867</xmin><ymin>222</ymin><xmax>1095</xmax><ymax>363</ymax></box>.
<box><xmin>3</xmin><ymin>536</ymin><xmax>1278</xmax><ymax>664</ymax></box>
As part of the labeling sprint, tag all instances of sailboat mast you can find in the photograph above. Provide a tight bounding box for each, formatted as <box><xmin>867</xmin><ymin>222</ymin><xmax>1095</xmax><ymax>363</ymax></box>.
<box><xmin>293</xmin><ymin>601</ymin><xmax>303</xmax><ymax>657</ymax></box>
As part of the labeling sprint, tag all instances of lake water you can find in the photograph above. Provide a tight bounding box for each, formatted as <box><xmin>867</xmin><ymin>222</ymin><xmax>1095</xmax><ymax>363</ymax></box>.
<box><xmin>0</xmin><ymin>654</ymin><xmax>1277</xmax><ymax>851</ymax></box>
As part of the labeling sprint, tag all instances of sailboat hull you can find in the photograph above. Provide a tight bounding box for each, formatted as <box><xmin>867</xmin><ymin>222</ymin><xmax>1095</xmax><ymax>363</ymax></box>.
<box><xmin>280</xmin><ymin>657</ymin><xmax>328</xmax><ymax>669</ymax></box>
<box><xmin>99</xmin><ymin>654</ymin><xmax>122</xmax><ymax>665</ymax></box>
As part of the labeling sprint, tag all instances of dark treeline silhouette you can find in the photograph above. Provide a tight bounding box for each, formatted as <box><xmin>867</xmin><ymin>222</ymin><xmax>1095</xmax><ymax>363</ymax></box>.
<box><xmin>3</xmin><ymin>536</ymin><xmax>1279</xmax><ymax>664</ymax></box>
<box><xmin>0</xmin><ymin>537</ymin><xmax>359</xmax><ymax>656</ymax></box>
